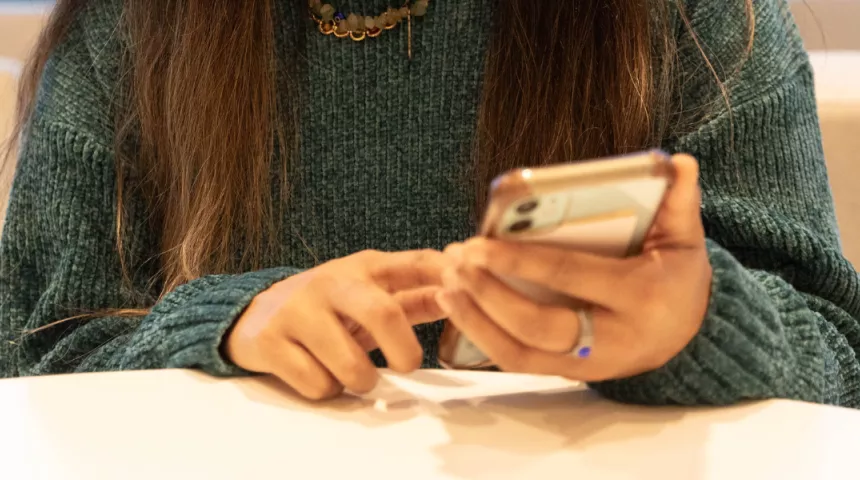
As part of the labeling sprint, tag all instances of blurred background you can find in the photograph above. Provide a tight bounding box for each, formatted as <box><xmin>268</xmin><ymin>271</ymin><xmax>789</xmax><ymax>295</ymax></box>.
<box><xmin>1</xmin><ymin>0</ymin><xmax>858</xmax><ymax>266</ymax></box>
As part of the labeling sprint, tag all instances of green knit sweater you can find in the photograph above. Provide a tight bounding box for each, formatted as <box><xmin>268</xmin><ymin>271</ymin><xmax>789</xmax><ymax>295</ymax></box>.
<box><xmin>2</xmin><ymin>0</ymin><xmax>859</xmax><ymax>407</ymax></box>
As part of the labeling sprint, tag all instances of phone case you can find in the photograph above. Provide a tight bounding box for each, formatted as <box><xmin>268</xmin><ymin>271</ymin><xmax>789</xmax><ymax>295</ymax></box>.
<box><xmin>438</xmin><ymin>150</ymin><xmax>674</xmax><ymax>370</ymax></box>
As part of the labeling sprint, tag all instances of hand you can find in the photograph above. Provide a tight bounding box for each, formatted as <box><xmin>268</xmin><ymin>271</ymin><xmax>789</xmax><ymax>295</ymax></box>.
<box><xmin>225</xmin><ymin>250</ymin><xmax>449</xmax><ymax>400</ymax></box>
<box><xmin>439</xmin><ymin>154</ymin><xmax>713</xmax><ymax>382</ymax></box>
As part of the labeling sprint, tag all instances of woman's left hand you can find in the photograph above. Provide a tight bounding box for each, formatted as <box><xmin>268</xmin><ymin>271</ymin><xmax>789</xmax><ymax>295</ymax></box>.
<box><xmin>438</xmin><ymin>154</ymin><xmax>713</xmax><ymax>382</ymax></box>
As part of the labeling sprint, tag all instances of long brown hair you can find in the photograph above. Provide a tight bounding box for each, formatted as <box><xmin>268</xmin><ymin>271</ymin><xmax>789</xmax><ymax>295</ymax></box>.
<box><xmin>4</xmin><ymin>0</ymin><xmax>753</xmax><ymax>303</ymax></box>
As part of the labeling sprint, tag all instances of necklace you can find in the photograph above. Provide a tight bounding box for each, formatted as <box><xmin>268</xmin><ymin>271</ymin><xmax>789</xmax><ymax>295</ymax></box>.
<box><xmin>308</xmin><ymin>0</ymin><xmax>430</xmax><ymax>59</ymax></box>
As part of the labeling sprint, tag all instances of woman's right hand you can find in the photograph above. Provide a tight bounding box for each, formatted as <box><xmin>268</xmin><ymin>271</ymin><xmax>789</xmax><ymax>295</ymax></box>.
<box><xmin>224</xmin><ymin>249</ymin><xmax>449</xmax><ymax>400</ymax></box>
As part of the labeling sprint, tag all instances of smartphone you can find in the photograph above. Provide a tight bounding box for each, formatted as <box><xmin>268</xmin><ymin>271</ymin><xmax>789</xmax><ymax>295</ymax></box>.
<box><xmin>437</xmin><ymin>149</ymin><xmax>674</xmax><ymax>370</ymax></box>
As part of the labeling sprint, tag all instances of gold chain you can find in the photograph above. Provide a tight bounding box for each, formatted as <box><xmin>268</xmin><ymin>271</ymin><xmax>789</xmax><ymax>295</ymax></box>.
<box><xmin>308</xmin><ymin>0</ymin><xmax>430</xmax><ymax>59</ymax></box>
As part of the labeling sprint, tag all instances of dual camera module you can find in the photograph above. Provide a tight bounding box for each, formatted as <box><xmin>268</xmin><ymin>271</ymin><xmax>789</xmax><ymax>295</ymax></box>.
<box><xmin>508</xmin><ymin>199</ymin><xmax>539</xmax><ymax>233</ymax></box>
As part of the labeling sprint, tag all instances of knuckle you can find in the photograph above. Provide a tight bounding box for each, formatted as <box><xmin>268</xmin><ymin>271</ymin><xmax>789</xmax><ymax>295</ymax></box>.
<box><xmin>416</xmin><ymin>249</ymin><xmax>443</xmax><ymax>279</ymax></box>
<box><xmin>412</xmin><ymin>249</ymin><xmax>429</xmax><ymax>262</ymax></box>
<box><xmin>278</xmin><ymin>359</ymin><xmax>341</xmax><ymax>401</ymax></box>
<box><xmin>285</xmin><ymin>353</ymin><xmax>316</xmax><ymax>381</ymax></box>
<box><xmin>416</xmin><ymin>248</ymin><xmax>442</xmax><ymax>265</ymax></box>
<box><xmin>367</xmin><ymin>302</ymin><xmax>404</xmax><ymax>327</ymax></box>
<box><xmin>357</xmin><ymin>249</ymin><xmax>383</xmax><ymax>263</ymax></box>
<box><xmin>463</xmin><ymin>266</ymin><xmax>488</xmax><ymax>294</ymax></box>
<box><xmin>304</xmin><ymin>379</ymin><xmax>342</xmax><ymax>401</ymax></box>
<box><xmin>495</xmin><ymin>345</ymin><xmax>529</xmax><ymax>372</ymax></box>
<box><xmin>306</xmin><ymin>376</ymin><xmax>342</xmax><ymax>401</ymax></box>
<box><xmin>301</xmin><ymin>383</ymin><xmax>328</xmax><ymax>401</ymax></box>
<box><xmin>251</xmin><ymin>313</ymin><xmax>291</xmax><ymax>353</ymax></box>
<box><xmin>325</xmin><ymin>382</ymin><xmax>347</xmax><ymax>399</ymax></box>
<box><xmin>392</xmin><ymin>346</ymin><xmax>424</xmax><ymax>373</ymax></box>
<box><xmin>256</xmin><ymin>325</ymin><xmax>284</xmax><ymax>355</ymax></box>
<box><xmin>307</xmin><ymin>270</ymin><xmax>339</xmax><ymax>293</ymax></box>
<box><xmin>338</xmin><ymin>357</ymin><xmax>378</xmax><ymax>393</ymax></box>
<box><xmin>547</xmin><ymin>254</ymin><xmax>574</xmax><ymax>282</ymax></box>
<box><xmin>418</xmin><ymin>289</ymin><xmax>442</xmax><ymax>317</ymax></box>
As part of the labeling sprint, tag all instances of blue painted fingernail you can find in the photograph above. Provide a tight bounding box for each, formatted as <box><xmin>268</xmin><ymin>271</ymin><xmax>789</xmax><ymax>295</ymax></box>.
<box><xmin>577</xmin><ymin>347</ymin><xmax>592</xmax><ymax>359</ymax></box>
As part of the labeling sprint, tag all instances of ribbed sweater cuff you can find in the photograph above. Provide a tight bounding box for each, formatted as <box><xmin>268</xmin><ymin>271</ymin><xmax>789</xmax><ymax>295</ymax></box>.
<box><xmin>591</xmin><ymin>240</ymin><xmax>811</xmax><ymax>405</ymax></box>
<box><xmin>147</xmin><ymin>267</ymin><xmax>301</xmax><ymax>377</ymax></box>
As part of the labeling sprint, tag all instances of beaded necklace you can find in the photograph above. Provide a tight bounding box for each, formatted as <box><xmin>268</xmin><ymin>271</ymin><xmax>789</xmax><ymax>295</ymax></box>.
<box><xmin>308</xmin><ymin>0</ymin><xmax>430</xmax><ymax>59</ymax></box>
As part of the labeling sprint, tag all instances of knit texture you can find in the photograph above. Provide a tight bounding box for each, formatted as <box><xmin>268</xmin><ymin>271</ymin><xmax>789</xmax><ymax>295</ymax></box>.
<box><xmin>2</xmin><ymin>0</ymin><xmax>859</xmax><ymax>407</ymax></box>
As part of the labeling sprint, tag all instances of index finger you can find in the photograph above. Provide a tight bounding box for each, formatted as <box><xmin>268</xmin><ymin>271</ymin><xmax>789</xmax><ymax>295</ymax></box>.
<box><xmin>367</xmin><ymin>249</ymin><xmax>452</xmax><ymax>292</ymax></box>
<box><xmin>454</xmin><ymin>238</ymin><xmax>634</xmax><ymax>308</ymax></box>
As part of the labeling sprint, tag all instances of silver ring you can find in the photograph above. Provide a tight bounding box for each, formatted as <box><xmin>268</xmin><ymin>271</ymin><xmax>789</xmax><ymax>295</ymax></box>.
<box><xmin>570</xmin><ymin>307</ymin><xmax>594</xmax><ymax>359</ymax></box>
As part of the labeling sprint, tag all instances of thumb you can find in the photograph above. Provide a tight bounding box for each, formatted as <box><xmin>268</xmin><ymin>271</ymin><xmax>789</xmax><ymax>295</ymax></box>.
<box><xmin>648</xmin><ymin>154</ymin><xmax>704</xmax><ymax>247</ymax></box>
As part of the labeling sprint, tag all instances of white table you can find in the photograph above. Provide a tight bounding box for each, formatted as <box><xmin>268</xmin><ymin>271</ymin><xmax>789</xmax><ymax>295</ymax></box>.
<box><xmin>1</xmin><ymin>369</ymin><xmax>859</xmax><ymax>479</ymax></box>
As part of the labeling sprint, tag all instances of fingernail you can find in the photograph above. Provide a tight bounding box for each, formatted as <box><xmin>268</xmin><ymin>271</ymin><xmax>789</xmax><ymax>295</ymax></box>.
<box><xmin>435</xmin><ymin>290</ymin><xmax>452</xmax><ymax>314</ymax></box>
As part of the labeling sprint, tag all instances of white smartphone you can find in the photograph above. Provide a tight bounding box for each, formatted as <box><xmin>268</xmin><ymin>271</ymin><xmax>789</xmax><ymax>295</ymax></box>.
<box><xmin>437</xmin><ymin>150</ymin><xmax>674</xmax><ymax>370</ymax></box>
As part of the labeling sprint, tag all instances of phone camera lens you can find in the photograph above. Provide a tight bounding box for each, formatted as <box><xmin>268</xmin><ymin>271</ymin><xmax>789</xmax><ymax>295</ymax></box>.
<box><xmin>508</xmin><ymin>219</ymin><xmax>532</xmax><ymax>233</ymax></box>
<box><xmin>516</xmin><ymin>199</ymin><xmax>539</xmax><ymax>214</ymax></box>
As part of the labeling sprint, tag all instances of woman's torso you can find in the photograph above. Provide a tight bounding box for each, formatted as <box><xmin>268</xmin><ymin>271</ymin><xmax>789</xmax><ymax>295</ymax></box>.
<box><xmin>281</xmin><ymin>0</ymin><xmax>493</xmax><ymax>270</ymax></box>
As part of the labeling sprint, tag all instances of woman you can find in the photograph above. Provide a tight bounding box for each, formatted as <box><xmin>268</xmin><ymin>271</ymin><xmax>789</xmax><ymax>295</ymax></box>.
<box><xmin>1</xmin><ymin>0</ymin><xmax>858</xmax><ymax>406</ymax></box>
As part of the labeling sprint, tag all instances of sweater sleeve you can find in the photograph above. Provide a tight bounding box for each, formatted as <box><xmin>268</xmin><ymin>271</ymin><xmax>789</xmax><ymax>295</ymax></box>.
<box><xmin>0</xmin><ymin>122</ymin><xmax>300</xmax><ymax>378</ymax></box>
<box><xmin>0</xmin><ymin>5</ymin><xmax>307</xmax><ymax>378</ymax></box>
<box><xmin>591</xmin><ymin>0</ymin><xmax>860</xmax><ymax>407</ymax></box>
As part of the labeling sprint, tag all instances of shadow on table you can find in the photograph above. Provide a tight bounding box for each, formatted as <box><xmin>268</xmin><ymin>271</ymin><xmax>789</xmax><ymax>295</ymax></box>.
<box><xmin>433</xmin><ymin>390</ymin><xmax>693</xmax><ymax>479</ymax></box>
<box><xmin>237</xmin><ymin>370</ymin><xmax>477</xmax><ymax>424</ymax></box>
<box><xmin>235</xmin><ymin>372</ymin><xmax>755</xmax><ymax>479</ymax></box>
